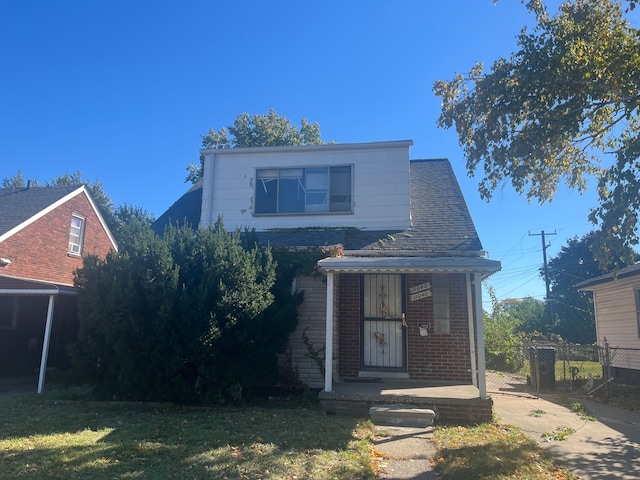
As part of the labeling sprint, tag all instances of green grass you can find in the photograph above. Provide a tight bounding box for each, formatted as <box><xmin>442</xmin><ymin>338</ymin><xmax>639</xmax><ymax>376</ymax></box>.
<box><xmin>0</xmin><ymin>392</ymin><xmax>376</xmax><ymax>479</ymax></box>
<box><xmin>540</xmin><ymin>425</ymin><xmax>576</xmax><ymax>442</ymax></box>
<box><xmin>433</xmin><ymin>423</ymin><xmax>578</xmax><ymax>479</ymax></box>
<box><xmin>0</xmin><ymin>389</ymin><xmax>585</xmax><ymax>480</ymax></box>
<box><xmin>519</xmin><ymin>360</ymin><xmax>603</xmax><ymax>382</ymax></box>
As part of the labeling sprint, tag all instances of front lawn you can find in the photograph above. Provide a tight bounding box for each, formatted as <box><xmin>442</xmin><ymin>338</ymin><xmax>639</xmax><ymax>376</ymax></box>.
<box><xmin>0</xmin><ymin>392</ymin><xmax>375</xmax><ymax>479</ymax></box>
<box><xmin>0</xmin><ymin>390</ymin><xmax>579</xmax><ymax>479</ymax></box>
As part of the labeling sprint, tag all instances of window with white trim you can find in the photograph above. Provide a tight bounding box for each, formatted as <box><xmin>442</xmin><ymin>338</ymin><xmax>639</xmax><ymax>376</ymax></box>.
<box><xmin>433</xmin><ymin>274</ymin><xmax>450</xmax><ymax>334</ymax></box>
<box><xmin>255</xmin><ymin>165</ymin><xmax>352</xmax><ymax>214</ymax></box>
<box><xmin>68</xmin><ymin>214</ymin><xmax>86</xmax><ymax>255</ymax></box>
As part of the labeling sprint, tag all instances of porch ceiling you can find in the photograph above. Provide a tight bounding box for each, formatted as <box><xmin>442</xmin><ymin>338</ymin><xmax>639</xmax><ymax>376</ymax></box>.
<box><xmin>317</xmin><ymin>256</ymin><xmax>501</xmax><ymax>277</ymax></box>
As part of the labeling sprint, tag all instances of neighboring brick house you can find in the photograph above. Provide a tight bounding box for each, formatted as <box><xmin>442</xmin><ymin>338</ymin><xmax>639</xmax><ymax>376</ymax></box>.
<box><xmin>0</xmin><ymin>184</ymin><xmax>117</xmax><ymax>391</ymax></box>
<box><xmin>154</xmin><ymin>140</ymin><xmax>501</xmax><ymax>397</ymax></box>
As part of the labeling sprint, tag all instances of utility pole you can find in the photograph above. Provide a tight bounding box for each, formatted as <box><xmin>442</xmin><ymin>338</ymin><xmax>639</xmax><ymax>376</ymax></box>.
<box><xmin>529</xmin><ymin>230</ymin><xmax>557</xmax><ymax>325</ymax></box>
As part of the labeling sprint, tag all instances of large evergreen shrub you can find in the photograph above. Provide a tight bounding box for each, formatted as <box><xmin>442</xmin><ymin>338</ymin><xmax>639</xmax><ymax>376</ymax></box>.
<box><xmin>70</xmin><ymin>218</ymin><xmax>288</xmax><ymax>403</ymax></box>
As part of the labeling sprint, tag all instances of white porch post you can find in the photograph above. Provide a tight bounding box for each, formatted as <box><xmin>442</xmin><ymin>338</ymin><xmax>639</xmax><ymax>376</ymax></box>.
<box><xmin>37</xmin><ymin>295</ymin><xmax>56</xmax><ymax>394</ymax></box>
<box><xmin>324</xmin><ymin>272</ymin><xmax>334</xmax><ymax>393</ymax></box>
<box><xmin>466</xmin><ymin>272</ymin><xmax>478</xmax><ymax>388</ymax></box>
<box><xmin>473</xmin><ymin>273</ymin><xmax>488</xmax><ymax>398</ymax></box>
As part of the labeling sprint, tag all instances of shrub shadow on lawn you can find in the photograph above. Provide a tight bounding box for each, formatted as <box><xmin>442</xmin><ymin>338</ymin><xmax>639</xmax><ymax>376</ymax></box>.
<box><xmin>0</xmin><ymin>395</ymin><xmax>370</xmax><ymax>479</ymax></box>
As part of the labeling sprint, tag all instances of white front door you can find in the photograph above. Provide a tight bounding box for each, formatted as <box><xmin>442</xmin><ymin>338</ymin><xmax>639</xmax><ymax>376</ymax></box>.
<box><xmin>361</xmin><ymin>274</ymin><xmax>406</xmax><ymax>370</ymax></box>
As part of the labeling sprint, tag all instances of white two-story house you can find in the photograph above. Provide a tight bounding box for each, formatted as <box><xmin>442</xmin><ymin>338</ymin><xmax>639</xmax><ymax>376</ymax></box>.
<box><xmin>154</xmin><ymin>140</ymin><xmax>501</xmax><ymax>401</ymax></box>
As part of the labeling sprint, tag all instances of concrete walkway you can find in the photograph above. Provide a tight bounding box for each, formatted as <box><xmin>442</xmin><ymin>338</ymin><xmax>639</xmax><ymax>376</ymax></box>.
<box><xmin>492</xmin><ymin>393</ymin><xmax>640</xmax><ymax>479</ymax></box>
<box><xmin>373</xmin><ymin>426</ymin><xmax>439</xmax><ymax>480</ymax></box>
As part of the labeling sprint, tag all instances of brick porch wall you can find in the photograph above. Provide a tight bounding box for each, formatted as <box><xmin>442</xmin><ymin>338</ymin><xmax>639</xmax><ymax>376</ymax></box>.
<box><xmin>336</xmin><ymin>273</ymin><xmax>472</xmax><ymax>382</ymax></box>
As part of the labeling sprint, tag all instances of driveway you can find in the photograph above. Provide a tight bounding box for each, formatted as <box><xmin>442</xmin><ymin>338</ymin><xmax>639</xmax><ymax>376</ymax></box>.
<box><xmin>492</xmin><ymin>393</ymin><xmax>640</xmax><ymax>479</ymax></box>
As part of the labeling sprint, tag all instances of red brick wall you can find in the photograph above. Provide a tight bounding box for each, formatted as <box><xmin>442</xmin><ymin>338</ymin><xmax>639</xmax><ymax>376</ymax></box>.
<box><xmin>337</xmin><ymin>274</ymin><xmax>360</xmax><ymax>377</ymax></box>
<box><xmin>0</xmin><ymin>191</ymin><xmax>114</xmax><ymax>285</ymax></box>
<box><xmin>336</xmin><ymin>273</ymin><xmax>472</xmax><ymax>382</ymax></box>
<box><xmin>406</xmin><ymin>273</ymin><xmax>472</xmax><ymax>382</ymax></box>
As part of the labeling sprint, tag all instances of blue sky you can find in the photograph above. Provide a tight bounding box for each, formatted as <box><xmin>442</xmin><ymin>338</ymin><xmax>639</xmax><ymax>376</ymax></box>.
<box><xmin>2</xmin><ymin>1</ymin><xmax>633</xmax><ymax>308</ymax></box>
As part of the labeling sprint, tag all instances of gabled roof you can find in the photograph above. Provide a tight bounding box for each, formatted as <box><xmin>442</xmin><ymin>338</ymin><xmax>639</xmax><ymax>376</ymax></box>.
<box><xmin>576</xmin><ymin>263</ymin><xmax>640</xmax><ymax>290</ymax></box>
<box><xmin>0</xmin><ymin>185</ymin><xmax>117</xmax><ymax>249</ymax></box>
<box><xmin>0</xmin><ymin>185</ymin><xmax>79</xmax><ymax>238</ymax></box>
<box><xmin>152</xmin><ymin>159</ymin><xmax>484</xmax><ymax>257</ymax></box>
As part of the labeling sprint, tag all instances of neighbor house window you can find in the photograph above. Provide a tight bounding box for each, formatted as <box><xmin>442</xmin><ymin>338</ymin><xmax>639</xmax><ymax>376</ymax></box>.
<box><xmin>635</xmin><ymin>288</ymin><xmax>640</xmax><ymax>337</ymax></box>
<box><xmin>68</xmin><ymin>214</ymin><xmax>85</xmax><ymax>255</ymax></box>
<box><xmin>0</xmin><ymin>297</ymin><xmax>19</xmax><ymax>329</ymax></box>
<box><xmin>255</xmin><ymin>165</ymin><xmax>352</xmax><ymax>214</ymax></box>
<box><xmin>433</xmin><ymin>274</ymin><xmax>450</xmax><ymax>334</ymax></box>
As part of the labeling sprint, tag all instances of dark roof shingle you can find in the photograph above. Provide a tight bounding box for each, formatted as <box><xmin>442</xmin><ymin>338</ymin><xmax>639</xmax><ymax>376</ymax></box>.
<box><xmin>0</xmin><ymin>185</ymin><xmax>80</xmax><ymax>237</ymax></box>
<box><xmin>151</xmin><ymin>179</ymin><xmax>203</xmax><ymax>235</ymax></box>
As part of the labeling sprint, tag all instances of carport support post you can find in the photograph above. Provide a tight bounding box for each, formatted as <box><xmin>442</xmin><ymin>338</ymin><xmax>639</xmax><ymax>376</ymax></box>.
<box><xmin>473</xmin><ymin>273</ymin><xmax>488</xmax><ymax>398</ymax></box>
<box><xmin>37</xmin><ymin>295</ymin><xmax>55</xmax><ymax>394</ymax></box>
<box><xmin>324</xmin><ymin>272</ymin><xmax>334</xmax><ymax>393</ymax></box>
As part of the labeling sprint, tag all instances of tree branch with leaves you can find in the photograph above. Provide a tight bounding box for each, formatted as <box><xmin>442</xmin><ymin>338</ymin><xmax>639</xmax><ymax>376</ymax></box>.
<box><xmin>434</xmin><ymin>0</ymin><xmax>640</xmax><ymax>266</ymax></box>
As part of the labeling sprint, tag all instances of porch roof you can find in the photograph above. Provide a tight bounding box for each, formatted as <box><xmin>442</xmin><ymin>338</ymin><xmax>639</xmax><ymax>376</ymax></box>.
<box><xmin>0</xmin><ymin>275</ymin><xmax>76</xmax><ymax>296</ymax></box>
<box><xmin>317</xmin><ymin>256</ymin><xmax>501</xmax><ymax>277</ymax></box>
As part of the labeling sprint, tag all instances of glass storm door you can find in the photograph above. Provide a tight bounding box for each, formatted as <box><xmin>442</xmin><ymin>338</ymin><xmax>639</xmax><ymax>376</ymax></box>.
<box><xmin>361</xmin><ymin>274</ymin><xmax>406</xmax><ymax>370</ymax></box>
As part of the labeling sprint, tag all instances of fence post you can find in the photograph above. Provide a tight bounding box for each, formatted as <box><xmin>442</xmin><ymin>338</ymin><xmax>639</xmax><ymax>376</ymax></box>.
<box><xmin>533</xmin><ymin>347</ymin><xmax>540</xmax><ymax>396</ymax></box>
<box><xmin>603</xmin><ymin>339</ymin><xmax>612</xmax><ymax>398</ymax></box>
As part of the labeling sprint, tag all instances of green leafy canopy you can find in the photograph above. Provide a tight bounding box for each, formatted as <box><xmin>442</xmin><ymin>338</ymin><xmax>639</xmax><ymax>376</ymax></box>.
<box><xmin>186</xmin><ymin>108</ymin><xmax>325</xmax><ymax>184</ymax></box>
<box><xmin>434</xmin><ymin>0</ymin><xmax>640</xmax><ymax>266</ymax></box>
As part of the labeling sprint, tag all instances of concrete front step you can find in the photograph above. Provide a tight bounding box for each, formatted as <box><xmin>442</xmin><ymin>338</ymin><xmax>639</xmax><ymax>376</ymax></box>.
<box><xmin>369</xmin><ymin>404</ymin><xmax>436</xmax><ymax>428</ymax></box>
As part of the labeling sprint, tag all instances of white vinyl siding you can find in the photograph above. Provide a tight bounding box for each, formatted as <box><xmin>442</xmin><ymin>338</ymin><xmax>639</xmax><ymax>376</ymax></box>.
<box><xmin>636</xmin><ymin>288</ymin><xmax>640</xmax><ymax>337</ymax></box>
<box><xmin>590</xmin><ymin>275</ymin><xmax>640</xmax><ymax>353</ymax></box>
<box><xmin>199</xmin><ymin>141</ymin><xmax>412</xmax><ymax>231</ymax></box>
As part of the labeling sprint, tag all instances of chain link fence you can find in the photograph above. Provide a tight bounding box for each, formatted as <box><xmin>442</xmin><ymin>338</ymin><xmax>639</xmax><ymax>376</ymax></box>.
<box><xmin>485</xmin><ymin>340</ymin><xmax>640</xmax><ymax>398</ymax></box>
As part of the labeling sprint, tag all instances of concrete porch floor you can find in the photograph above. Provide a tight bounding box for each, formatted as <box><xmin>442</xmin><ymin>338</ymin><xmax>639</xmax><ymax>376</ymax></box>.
<box><xmin>319</xmin><ymin>379</ymin><xmax>493</xmax><ymax>424</ymax></box>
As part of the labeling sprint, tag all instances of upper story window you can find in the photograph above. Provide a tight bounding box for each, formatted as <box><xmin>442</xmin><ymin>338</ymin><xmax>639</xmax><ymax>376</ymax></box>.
<box><xmin>255</xmin><ymin>165</ymin><xmax>352</xmax><ymax>214</ymax></box>
<box><xmin>68</xmin><ymin>214</ymin><xmax>86</xmax><ymax>255</ymax></box>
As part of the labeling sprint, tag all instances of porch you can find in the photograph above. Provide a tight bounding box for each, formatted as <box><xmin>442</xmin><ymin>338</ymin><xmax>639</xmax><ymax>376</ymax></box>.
<box><xmin>319</xmin><ymin>378</ymin><xmax>493</xmax><ymax>424</ymax></box>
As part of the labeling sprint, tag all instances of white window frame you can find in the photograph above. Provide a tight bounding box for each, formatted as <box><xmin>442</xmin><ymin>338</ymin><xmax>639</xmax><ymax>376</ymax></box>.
<box><xmin>254</xmin><ymin>165</ymin><xmax>353</xmax><ymax>215</ymax></box>
<box><xmin>68</xmin><ymin>214</ymin><xmax>86</xmax><ymax>255</ymax></box>
<box><xmin>433</xmin><ymin>274</ymin><xmax>450</xmax><ymax>334</ymax></box>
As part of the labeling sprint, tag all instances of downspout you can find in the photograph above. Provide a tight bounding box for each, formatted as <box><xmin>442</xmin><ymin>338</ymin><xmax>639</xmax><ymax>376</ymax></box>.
<box><xmin>466</xmin><ymin>272</ymin><xmax>478</xmax><ymax>388</ymax></box>
<box><xmin>324</xmin><ymin>272</ymin><xmax>334</xmax><ymax>392</ymax></box>
<box><xmin>38</xmin><ymin>295</ymin><xmax>56</xmax><ymax>394</ymax></box>
<box><xmin>474</xmin><ymin>273</ymin><xmax>488</xmax><ymax>398</ymax></box>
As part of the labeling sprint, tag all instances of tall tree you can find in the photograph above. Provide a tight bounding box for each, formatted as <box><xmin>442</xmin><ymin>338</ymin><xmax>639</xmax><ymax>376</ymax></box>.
<box><xmin>186</xmin><ymin>108</ymin><xmax>325</xmax><ymax>183</ymax></box>
<box><xmin>502</xmin><ymin>297</ymin><xmax>547</xmax><ymax>335</ymax></box>
<box><xmin>433</xmin><ymin>0</ymin><xmax>640</xmax><ymax>266</ymax></box>
<box><xmin>545</xmin><ymin>232</ymin><xmax>636</xmax><ymax>343</ymax></box>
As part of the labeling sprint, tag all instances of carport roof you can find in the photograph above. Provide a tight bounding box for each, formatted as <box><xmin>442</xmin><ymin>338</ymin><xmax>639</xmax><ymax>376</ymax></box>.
<box><xmin>0</xmin><ymin>275</ymin><xmax>76</xmax><ymax>295</ymax></box>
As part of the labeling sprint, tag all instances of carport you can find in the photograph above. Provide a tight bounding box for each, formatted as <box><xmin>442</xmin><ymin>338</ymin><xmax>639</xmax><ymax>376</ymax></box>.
<box><xmin>0</xmin><ymin>275</ymin><xmax>77</xmax><ymax>393</ymax></box>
